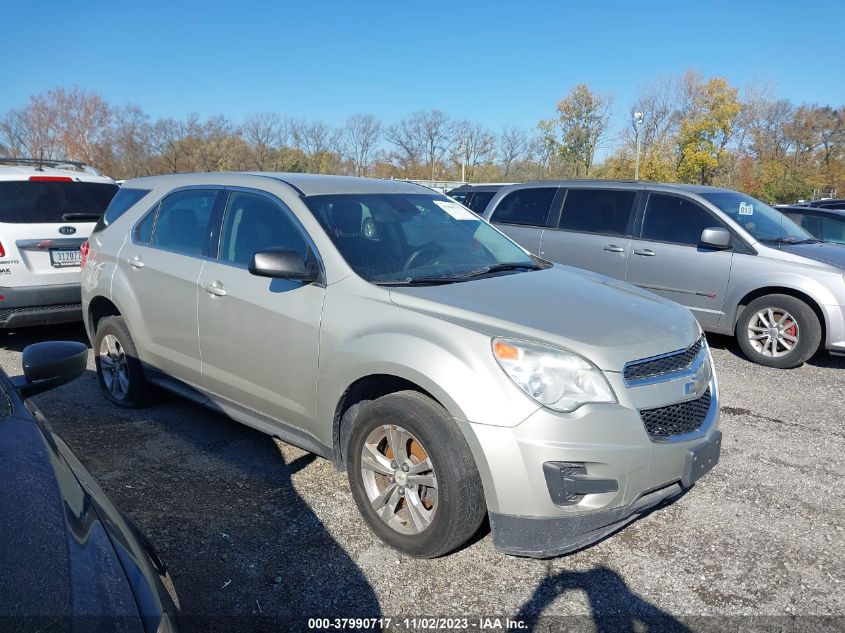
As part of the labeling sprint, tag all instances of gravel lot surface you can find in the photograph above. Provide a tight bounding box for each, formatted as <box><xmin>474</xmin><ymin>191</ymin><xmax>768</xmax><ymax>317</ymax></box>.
<box><xmin>2</xmin><ymin>323</ymin><xmax>843</xmax><ymax>632</ymax></box>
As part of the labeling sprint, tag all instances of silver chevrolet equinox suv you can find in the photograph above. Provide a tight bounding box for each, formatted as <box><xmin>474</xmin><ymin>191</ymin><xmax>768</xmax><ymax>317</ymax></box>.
<box><xmin>482</xmin><ymin>180</ymin><xmax>845</xmax><ymax>369</ymax></box>
<box><xmin>82</xmin><ymin>173</ymin><xmax>721</xmax><ymax>558</ymax></box>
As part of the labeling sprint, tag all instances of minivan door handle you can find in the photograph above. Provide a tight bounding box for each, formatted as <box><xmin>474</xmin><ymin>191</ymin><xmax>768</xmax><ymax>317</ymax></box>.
<box><xmin>634</xmin><ymin>249</ymin><xmax>656</xmax><ymax>257</ymax></box>
<box><xmin>202</xmin><ymin>281</ymin><xmax>227</xmax><ymax>297</ymax></box>
<box><xmin>127</xmin><ymin>256</ymin><xmax>144</xmax><ymax>269</ymax></box>
<box><xmin>603</xmin><ymin>244</ymin><xmax>625</xmax><ymax>253</ymax></box>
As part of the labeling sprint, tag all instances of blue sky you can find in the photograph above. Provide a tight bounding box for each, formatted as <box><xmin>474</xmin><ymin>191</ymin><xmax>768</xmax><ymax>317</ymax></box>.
<box><xmin>1</xmin><ymin>0</ymin><xmax>843</xmax><ymax>141</ymax></box>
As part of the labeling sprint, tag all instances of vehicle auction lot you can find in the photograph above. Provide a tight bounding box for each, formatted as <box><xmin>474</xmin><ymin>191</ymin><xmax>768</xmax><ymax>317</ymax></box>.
<box><xmin>3</xmin><ymin>324</ymin><xmax>843</xmax><ymax>632</ymax></box>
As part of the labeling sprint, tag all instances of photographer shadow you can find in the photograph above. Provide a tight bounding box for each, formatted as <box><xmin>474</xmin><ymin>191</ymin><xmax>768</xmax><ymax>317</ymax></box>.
<box><xmin>515</xmin><ymin>565</ymin><xmax>690</xmax><ymax>633</ymax></box>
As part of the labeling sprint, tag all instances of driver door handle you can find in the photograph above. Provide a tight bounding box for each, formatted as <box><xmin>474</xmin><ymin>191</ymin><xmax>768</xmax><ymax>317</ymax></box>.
<box><xmin>634</xmin><ymin>249</ymin><xmax>656</xmax><ymax>257</ymax></box>
<box><xmin>202</xmin><ymin>281</ymin><xmax>227</xmax><ymax>297</ymax></box>
<box><xmin>603</xmin><ymin>244</ymin><xmax>625</xmax><ymax>253</ymax></box>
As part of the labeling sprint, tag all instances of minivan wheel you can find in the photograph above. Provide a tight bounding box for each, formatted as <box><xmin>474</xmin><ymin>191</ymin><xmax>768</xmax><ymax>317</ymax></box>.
<box><xmin>94</xmin><ymin>315</ymin><xmax>153</xmax><ymax>407</ymax></box>
<box><xmin>736</xmin><ymin>294</ymin><xmax>821</xmax><ymax>369</ymax></box>
<box><xmin>346</xmin><ymin>390</ymin><xmax>486</xmax><ymax>558</ymax></box>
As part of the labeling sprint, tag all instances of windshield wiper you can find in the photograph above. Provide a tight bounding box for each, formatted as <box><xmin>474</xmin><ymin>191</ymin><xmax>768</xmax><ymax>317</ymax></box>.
<box><xmin>763</xmin><ymin>237</ymin><xmax>821</xmax><ymax>245</ymax></box>
<box><xmin>453</xmin><ymin>262</ymin><xmax>543</xmax><ymax>279</ymax></box>
<box><xmin>373</xmin><ymin>277</ymin><xmax>460</xmax><ymax>286</ymax></box>
<box><xmin>373</xmin><ymin>262</ymin><xmax>542</xmax><ymax>287</ymax></box>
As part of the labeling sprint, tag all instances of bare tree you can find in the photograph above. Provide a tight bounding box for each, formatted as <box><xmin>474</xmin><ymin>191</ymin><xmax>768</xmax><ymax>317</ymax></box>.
<box><xmin>242</xmin><ymin>112</ymin><xmax>285</xmax><ymax>170</ymax></box>
<box><xmin>498</xmin><ymin>126</ymin><xmax>529</xmax><ymax>178</ymax></box>
<box><xmin>452</xmin><ymin>120</ymin><xmax>496</xmax><ymax>180</ymax></box>
<box><xmin>290</xmin><ymin>119</ymin><xmax>342</xmax><ymax>173</ymax></box>
<box><xmin>386</xmin><ymin>110</ymin><xmax>454</xmax><ymax>180</ymax></box>
<box><xmin>342</xmin><ymin>114</ymin><xmax>381</xmax><ymax>176</ymax></box>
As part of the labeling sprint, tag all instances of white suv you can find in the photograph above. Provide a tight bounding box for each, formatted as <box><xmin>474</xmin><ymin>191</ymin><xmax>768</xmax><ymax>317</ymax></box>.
<box><xmin>0</xmin><ymin>158</ymin><xmax>118</xmax><ymax>328</ymax></box>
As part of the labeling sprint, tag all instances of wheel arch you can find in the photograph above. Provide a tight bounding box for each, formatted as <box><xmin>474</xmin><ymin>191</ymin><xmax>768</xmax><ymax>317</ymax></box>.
<box><xmin>87</xmin><ymin>295</ymin><xmax>122</xmax><ymax>337</ymax></box>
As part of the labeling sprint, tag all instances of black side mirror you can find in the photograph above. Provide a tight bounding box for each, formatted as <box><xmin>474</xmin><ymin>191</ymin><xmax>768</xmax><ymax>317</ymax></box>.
<box><xmin>249</xmin><ymin>249</ymin><xmax>319</xmax><ymax>283</ymax></box>
<box><xmin>12</xmin><ymin>341</ymin><xmax>88</xmax><ymax>398</ymax></box>
<box><xmin>700</xmin><ymin>227</ymin><xmax>732</xmax><ymax>250</ymax></box>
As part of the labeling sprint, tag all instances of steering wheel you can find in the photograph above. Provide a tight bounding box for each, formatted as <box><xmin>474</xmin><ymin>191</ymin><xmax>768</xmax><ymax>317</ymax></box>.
<box><xmin>403</xmin><ymin>242</ymin><xmax>445</xmax><ymax>271</ymax></box>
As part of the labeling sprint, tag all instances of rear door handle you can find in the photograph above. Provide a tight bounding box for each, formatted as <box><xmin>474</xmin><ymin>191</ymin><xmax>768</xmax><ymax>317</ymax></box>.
<box><xmin>634</xmin><ymin>249</ymin><xmax>656</xmax><ymax>257</ymax></box>
<box><xmin>603</xmin><ymin>244</ymin><xmax>625</xmax><ymax>253</ymax></box>
<box><xmin>202</xmin><ymin>281</ymin><xmax>227</xmax><ymax>297</ymax></box>
<box><xmin>127</xmin><ymin>256</ymin><xmax>144</xmax><ymax>268</ymax></box>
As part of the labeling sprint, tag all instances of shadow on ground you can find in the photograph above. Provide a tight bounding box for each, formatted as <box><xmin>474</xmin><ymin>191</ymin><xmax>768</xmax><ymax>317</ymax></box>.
<box><xmin>515</xmin><ymin>565</ymin><xmax>690</xmax><ymax>632</ymax></box>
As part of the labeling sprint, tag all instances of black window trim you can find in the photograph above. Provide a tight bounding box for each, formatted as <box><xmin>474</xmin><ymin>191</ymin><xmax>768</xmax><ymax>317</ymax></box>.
<box><xmin>489</xmin><ymin>185</ymin><xmax>560</xmax><ymax>229</ymax></box>
<box><xmin>130</xmin><ymin>185</ymin><xmax>225</xmax><ymax>260</ymax></box>
<box><xmin>550</xmin><ymin>186</ymin><xmax>641</xmax><ymax>238</ymax></box>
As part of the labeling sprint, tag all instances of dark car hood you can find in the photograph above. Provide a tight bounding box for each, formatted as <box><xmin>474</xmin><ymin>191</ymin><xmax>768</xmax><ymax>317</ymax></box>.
<box><xmin>0</xmin><ymin>410</ymin><xmax>144</xmax><ymax>631</ymax></box>
<box><xmin>389</xmin><ymin>265</ymin><xmax>701</xmax><ymax>372</ymax></box>
<box><xmin>778</xmin><ymin>241</ymin><xmax>845</xmax><ymax>270</ymax></box>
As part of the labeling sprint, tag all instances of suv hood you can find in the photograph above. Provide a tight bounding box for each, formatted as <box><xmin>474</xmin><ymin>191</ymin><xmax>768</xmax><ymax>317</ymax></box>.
<box><xmin>778</xmin><ymin>241</ymin><xmax>845</xmax><ymax>270</ymax></box>
<box><xmin>388</xmin><ymin>265</ymin><xmax>700</xmax><ymax>372</ymax></box>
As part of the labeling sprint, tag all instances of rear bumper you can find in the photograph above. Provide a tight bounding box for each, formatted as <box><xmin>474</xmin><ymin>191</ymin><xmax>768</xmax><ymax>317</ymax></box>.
<box><xmin>0</xmin><ymin>283</ymin><xmax>82</xmax><ymax>328</ymax></box>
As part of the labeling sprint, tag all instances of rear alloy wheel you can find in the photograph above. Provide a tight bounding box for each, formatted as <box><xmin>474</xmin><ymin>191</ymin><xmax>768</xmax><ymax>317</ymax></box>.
<box><xmin>736</xmin><ymin>294</ymin><xmax>821</xmax><ymax>369</ymax></box>
<box><xmin>346</xmin><ymin>391</ymin><xmax>486</xmax><ymax>558</ymax></box>
<box><xmin>94</xmin><ymin>315</ymin><xmax>154</xmax><ymax>407</ymax></box>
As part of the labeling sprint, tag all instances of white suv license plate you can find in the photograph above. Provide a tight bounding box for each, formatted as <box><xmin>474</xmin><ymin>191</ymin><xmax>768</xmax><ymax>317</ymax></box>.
<box><xmin>50</xmin><ymin>248</ymin><xmax>82</xmax><ymax>268</ymax></box>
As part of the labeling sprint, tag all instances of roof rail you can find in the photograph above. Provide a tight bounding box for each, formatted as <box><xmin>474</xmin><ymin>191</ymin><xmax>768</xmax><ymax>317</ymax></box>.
<box><xmin>0</xmin><ymin>157</ymin><xmax>102</xmax><ymax>176</ymax></box>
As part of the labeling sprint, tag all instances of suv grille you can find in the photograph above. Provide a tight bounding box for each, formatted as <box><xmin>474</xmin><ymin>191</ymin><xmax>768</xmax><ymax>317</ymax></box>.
<box><xmin>624</xmin><ymin>337</ymin><xmax>704</xmax><ymax>383</ymax></box>
<box><xmin>639</xmin><ymin>388</ymin><xmax>711</xmax><ymax>439</ymax></box>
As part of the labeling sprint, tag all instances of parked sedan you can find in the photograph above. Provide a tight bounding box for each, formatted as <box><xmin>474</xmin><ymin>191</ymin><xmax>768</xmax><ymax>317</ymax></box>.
<box><xmin>0</xmin><ymin>341</ymin><xmax>179</xmax><ymax>632</ymax></box>
<box><xmin>779</xmin><ymin>205</ymin><xmax>845</xmax><ymax>245</ymax></box>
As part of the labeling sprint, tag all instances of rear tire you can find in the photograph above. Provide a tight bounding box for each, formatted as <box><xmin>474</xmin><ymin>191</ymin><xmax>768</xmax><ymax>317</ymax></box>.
<box><xmin>346</xmin><ymin>391</ymin><xmax>486</xmax><ymax>558</ymax></box>
<box><xmin>736</xmin><ymin>294</ymin><xmax>821</xmax><ymax>368</ymax></box>
<box><xmin>94</xmin><ymin>315</ymin><xmax>154</xmax><ymax>407</ymax></box>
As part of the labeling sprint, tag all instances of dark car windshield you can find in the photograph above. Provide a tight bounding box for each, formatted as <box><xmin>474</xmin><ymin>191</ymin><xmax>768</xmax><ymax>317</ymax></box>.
<box><xmin>304</xmin><ymin>193</ymin><xmax>538</xmax><ymax>284</ymax></box>
<box><xmin>0</xmin><ymin>180</ymin><xmax>118</xmax><ymax>223</ymax></box>
<box><xmin>701</xmin><ymin>191</ymin><xmax>814</xmax><ymax>243</ymax></box>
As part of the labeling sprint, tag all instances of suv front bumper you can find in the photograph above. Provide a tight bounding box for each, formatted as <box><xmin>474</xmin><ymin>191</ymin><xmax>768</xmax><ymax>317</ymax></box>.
<box><xmin>0</xmin><ymin>283</ymin><xmax>82</xmax><ymax>328</ymax></box>
<box><xmin>455</xmin><ymin>377</ymin><xmax>721</xmax><ymax>558</ymax></box>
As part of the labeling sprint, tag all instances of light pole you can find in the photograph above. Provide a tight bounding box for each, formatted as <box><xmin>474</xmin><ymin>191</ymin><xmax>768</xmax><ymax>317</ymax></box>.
<box><xmin>634</xmin><ymin>111</ymin><xmax>644</xmax><ymax>180</ymax></box>
<box><xmin>459</xmin><ymin>140</ymin><xmax>467</xmax><ymax>183</ymax></box>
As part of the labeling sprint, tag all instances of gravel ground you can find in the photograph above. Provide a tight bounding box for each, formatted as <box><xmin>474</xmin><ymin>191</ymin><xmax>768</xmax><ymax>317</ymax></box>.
<box><xmin>2</xmin><ymin>323</ymin><xmax>843</xmax><ymax>633</ymax></box>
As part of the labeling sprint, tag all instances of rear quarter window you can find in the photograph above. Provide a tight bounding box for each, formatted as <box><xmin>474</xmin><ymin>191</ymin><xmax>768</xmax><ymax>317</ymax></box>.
<box><xmin>94</xmin><ymin>188</ymin><xmax>151</xmax><ymax>232</ymax></box>
<box><xmin>0</xmin><ymin>180</ymin><xmax>118</xmax><ymax>223</ymax></box>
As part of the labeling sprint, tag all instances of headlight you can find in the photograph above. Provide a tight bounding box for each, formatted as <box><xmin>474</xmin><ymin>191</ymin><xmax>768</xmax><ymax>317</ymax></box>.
<box><xmin>492</xmin><ymin>338</ymin><xmax>616</xmax><ymax>412</ymax></box>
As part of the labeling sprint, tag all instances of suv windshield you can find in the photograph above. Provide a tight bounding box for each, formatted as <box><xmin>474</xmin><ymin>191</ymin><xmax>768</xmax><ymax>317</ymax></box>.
<box><xmin>304</xmin><ymin>193</ymin><xmax>539</xmax><ymax>284</ymax></box>
<box><xmin>701</xmin><ymin>191</ymin><xmax>814</xmax><ymax>243</ymax></box>
<box><xmin>0</xmin><ymin>180</ymin><xmax>118</xmax><ymax>223</ymax></box>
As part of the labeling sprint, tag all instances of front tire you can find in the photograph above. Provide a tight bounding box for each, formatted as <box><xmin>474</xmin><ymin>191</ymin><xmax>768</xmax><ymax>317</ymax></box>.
<box><xmin>94</xmin><ymin>315</ymin><xmax>153</xmax><ymax>407</ymax></box>
<box><xmin>346</xmin><ymin>391</ymin><xmax>486</xmax><ymax>558</ymax></box>
<box><xmin>736</xmin><ymin>294</ymin><xmax>821</xmax><ymax>368</ymax></box>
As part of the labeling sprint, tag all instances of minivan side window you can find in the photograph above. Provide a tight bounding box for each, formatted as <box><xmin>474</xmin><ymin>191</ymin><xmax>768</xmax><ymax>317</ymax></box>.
<box><xmin>150</xmin><ymin>189</ymin><xmax>217</xmax><ymax>256</ymax></box>
<box><xmin>219</xmin><ymin>191</ymin><xmax>308</xmax><ymax>266</ymax></box>
<box><xmin>641</xmin><ymin>193</ymin><xmax>721</xmax><ymax>246</ymax></box>
<box><xmin>490</xmin><ymin>187</ymin><xmax>556</xmax><ymax>227</ymax></box>
<box><xmin>559</xmin><ymin>189</ymin><xmax>636</xmax><ymax>235</ymax></box>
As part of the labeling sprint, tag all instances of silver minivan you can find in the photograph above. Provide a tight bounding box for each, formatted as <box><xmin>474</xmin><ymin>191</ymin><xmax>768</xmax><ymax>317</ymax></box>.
<box><xmin>483</xmin><ymin>181</ymin><xmax>845</xmax><ymax>368</ymax></box>
<box><xmin>82</xmin><ymin>173</ymin><xmax>721</xmax><ymax>558</ymax></box>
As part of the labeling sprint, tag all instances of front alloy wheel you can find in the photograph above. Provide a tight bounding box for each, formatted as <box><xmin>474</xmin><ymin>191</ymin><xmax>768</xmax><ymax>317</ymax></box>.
<box><xmin>360</xmin><ymin>424</ymin><xmax>438</xmax><ymax>534</ymax></box>
<box><xmin>746</xmin><ymin>308</ymin><xmax>799</xmax><ymax>358</ymax></box>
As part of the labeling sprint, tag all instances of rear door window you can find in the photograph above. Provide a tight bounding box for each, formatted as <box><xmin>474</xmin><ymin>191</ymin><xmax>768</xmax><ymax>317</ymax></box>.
<box><xmin>150</xmin><ymin>189</ymin><xmax>218</xmax><ymax>256</ymax></box>
<box><xmin>559</xmin><ymin>189</ymin><xmax>636</xmax><ymax>235</ymax></box>
<box><xmin>640</xmin><ymin>193</ymin><xmax>721</xmax><ymax>245</ymax></box>
<box><xmin>0</xmin><ymin>180</ymin><xmax>118</xmax><ymax>223</ymax></box>
<box><xmin>490</xmin><ymin>187</ymin><xmax>556</xmax><ymax>227</ymax></box>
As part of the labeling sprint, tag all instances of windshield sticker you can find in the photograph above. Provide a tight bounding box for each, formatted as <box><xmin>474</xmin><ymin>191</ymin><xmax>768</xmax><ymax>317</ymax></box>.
<box><xmin>739</xmin><ymin>202</ymin><xmax>754</xmax><ymax>216</ymax></box>
<box><xmin>434</xmin><ymin>200</ymin><xmax>476</xmax><ymax>221</ymax></box>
